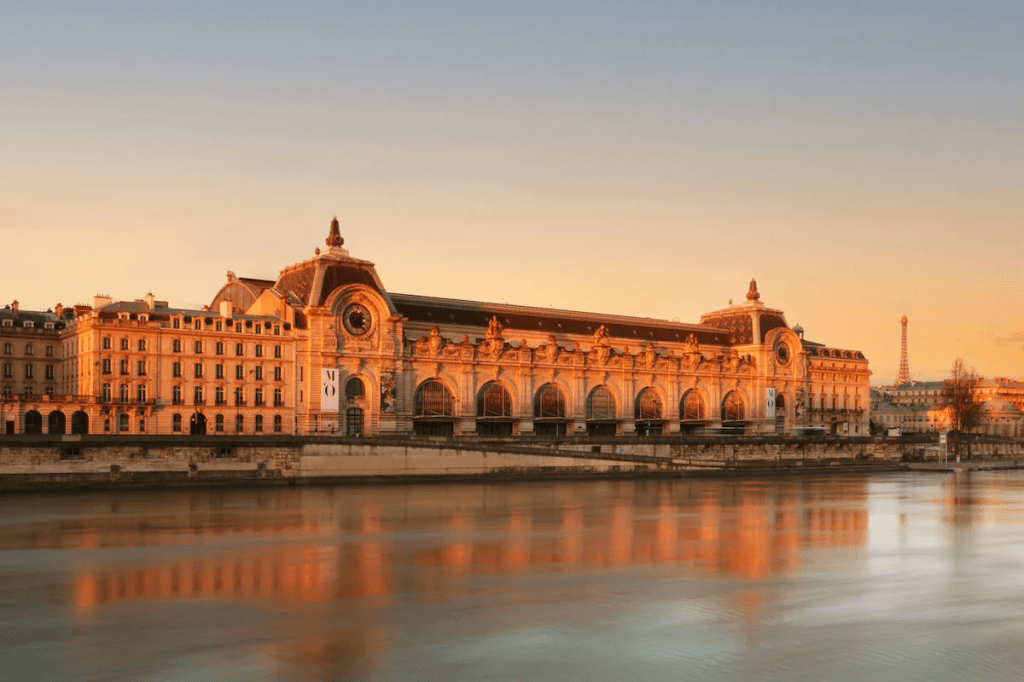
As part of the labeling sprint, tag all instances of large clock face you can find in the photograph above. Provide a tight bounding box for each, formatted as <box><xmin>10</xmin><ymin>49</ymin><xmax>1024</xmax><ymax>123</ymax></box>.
<box><xmin>775</xmin><ymin>342</ymin><xmax>791</xmax><ymax>366</ymax></box>
<box><xmin>342</xmin><ymin>303</ymin><xmax>372</xmax><ymax>336</ymax></box>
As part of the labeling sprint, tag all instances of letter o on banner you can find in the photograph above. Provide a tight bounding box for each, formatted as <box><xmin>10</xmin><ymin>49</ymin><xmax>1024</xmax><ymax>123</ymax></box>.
<box><xmin>321</xmin><ymin>369</ymin><xmax>340</xmax><ymax>411</ymax></box>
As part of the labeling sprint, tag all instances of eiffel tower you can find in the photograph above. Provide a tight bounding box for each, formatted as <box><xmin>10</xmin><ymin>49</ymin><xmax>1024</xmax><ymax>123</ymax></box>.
<box><xmin>895</xmin><ymin>315</ymin><xmax>911</xmax><ymax>385</ymax></box>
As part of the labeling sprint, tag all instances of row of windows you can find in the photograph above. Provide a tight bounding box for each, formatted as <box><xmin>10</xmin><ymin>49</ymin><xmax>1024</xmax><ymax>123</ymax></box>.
<box><xmin>0</xmin><ymin>320</ymin><xmax>54</xmax><ymax>329</ymax></box>
<box><xmin>98</xmin><ymin>383</ymin><xmax>286</xmax><ymax>407</ymax></box>
<box><xmin>170</xmin><ymin>413</ymin><xmax>284</xmax><ymax>433</ymax></box>
<box><xmin>169</xmin><ymin>318</ymin><xmax>282</xmax><ymax>335</ymax></box>
<box><xmin>416</xmin><ymin>381</ymin><xmax>747</xmax><ymax>422</ymax></box>
<box><xmin>2</xmin><ymin>343</ymin><xmax>54</xmax><ymax>356</ymax></box>
<box><xmin>1</xmin><ymin>385</ymin><xmax>56</xmax><ymax>398</ymax></box>
<box><xmin>168</xmin><ymin>385</ymin><xmax>286</xmax><ymax>406</ymax></box>
<box><xmin>100</xmin><ymin>359</ymin><xmax>284</xmax><ymax>381</ymax></box>
<box><xmin>169</xmin><ymin>340</ymin><xmax>283</xmax><ymax>358</ymax></box>
<box><xmin>171</xmin><ymin>363</ymin><xmax>284</xmax><ymax>381</ymax></box>
<box><xmin>2</xmin><ymin>363</ymin><xmax>55</xmax><ymax>379</ymax></box>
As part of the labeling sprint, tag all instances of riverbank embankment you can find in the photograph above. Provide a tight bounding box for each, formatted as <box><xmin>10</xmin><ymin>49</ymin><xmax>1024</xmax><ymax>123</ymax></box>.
<box><xmin>1</xmin><ymin>434</ymin><xmax>1022</xmax><ymax>491</ymax></box>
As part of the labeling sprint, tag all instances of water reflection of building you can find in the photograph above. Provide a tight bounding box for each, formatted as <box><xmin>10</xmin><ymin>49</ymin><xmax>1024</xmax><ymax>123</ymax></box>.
<box><xmin>47</xmin><ymin>482</ymin><xmax>875</xmax><ymax>617</ymax></box>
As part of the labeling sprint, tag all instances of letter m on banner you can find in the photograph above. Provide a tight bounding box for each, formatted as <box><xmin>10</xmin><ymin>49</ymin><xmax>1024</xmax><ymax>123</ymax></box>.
<box><xmin>321</xmin><ymin>369</ymin><xmax>339</xmax><ymax>411</ymax></box>
<box><xmin>765</xmin><ymin>388</ymin><xmax>776</xmax><ymax>420</ymax></box>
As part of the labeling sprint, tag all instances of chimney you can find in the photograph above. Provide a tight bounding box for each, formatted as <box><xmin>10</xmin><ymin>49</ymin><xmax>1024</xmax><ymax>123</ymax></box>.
<box><xmin>220</xmin><ymin>300</ymin><xmax>233</xmax><ymax>319</ymax></box>
<box><xmin>55</xmin><ymin>303</ymin><xmax>64</xmax><ymax>318</ymax></box>
<box><xmin>93</xmin><ymin>295</ymin><xmax>113</xmax><ymax>308</ymax></box>
<box><xmin>144</xmin><ymin>292</ymin><xmax>155</xmax><ymax>309</ymax></box>
<box><xmin>11</xmin><ymin>300</ymin><xmax>18</xmax><ymax>314</ymax></box>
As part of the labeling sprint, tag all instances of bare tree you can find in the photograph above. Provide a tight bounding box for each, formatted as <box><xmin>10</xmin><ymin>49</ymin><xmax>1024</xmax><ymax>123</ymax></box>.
<box><xmin>941</xmin><ymin>359</ymin><xmax>983</xmax><ymax>459</ymax></box>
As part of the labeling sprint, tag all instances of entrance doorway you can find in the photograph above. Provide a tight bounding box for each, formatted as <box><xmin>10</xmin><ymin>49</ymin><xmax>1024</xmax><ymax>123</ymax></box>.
<box><xmin>190</xmin><ymin>413</ymin><xmax>208</xmax><ymax>435</ymax></box>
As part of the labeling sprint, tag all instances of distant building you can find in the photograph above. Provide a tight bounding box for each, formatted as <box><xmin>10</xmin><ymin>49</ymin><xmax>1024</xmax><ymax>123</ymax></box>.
<box><xmin>872</xmin><ymin>376</ymin><xmax>1024</xmax><ymax>438</ymax></box>
<box><xmin>1</xmin><ymin>217</ymin><xmax>873</xmax><ymax>437</ymax></box>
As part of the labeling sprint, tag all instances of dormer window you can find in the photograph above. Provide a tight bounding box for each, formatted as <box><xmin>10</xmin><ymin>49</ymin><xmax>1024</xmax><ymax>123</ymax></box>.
<box><xmin>44</xmin><ymin>323</ymin><xmax>54</xmax><ymax>329</ymax></box>
<box><xmin>23</xmin><ymin>321</ymin><xmax>34</xmax><ymax>329</ymax></box>
<box><xmin>1</xmin><ymin>320</ymin><xmax>11</xmax><ymax>327</ymax></box>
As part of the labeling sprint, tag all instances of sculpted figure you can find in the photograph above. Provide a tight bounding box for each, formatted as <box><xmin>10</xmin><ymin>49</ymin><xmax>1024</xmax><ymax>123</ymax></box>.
<box><xmin>486</xmin><ymin>315</ymin><xmax>504</xmax><ymax>340</ymax></box>
<box><xmin>594</xmin><ymin>325</ymin><xmax>610</xmax><ymax>347</ymax></box>
<box><xmin>684</xmin><ymin>333</ymin><xmax>700</xmax><ymax>355</ymax></box>
<box><xmin>645</xmin><ymin>344</ymin><xmax>656</xmax><ymax>369</ymax></box>
<box><xmin>545</xmin><ymin>335</ymin><xmax>559</xmax><ymax>363</ymax></box>
<box><xmin>428</xmin><ymin>327</ymin><xmax>444</xmax><ymax>355</ymax></box>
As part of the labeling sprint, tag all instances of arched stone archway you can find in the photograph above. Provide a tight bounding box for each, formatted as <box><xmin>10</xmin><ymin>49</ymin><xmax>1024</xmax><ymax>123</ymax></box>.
<box><xmin>413</xmin><ymin>379</ymin><xmax>455</xmax><ymax>437</ymax></box>
<box><xmin>477</xmin><ymin>381</ymin><xmax>514</xmax><ymax>437</ymax></box>
<box><xmin>71</xmin><ymin>411</ymin><xmax>89</xmax><ymax>435</ymax></box>
<box><xmin>24</xmin><ymin>410</ymin><xmax>42</xmax><ymax>435</ymax></box>
<box><xmin>586</xmin><ymin>385</ymin><xmax>617</xmax><ymax>436</ymax></box>
<box><xmin>533</xmin><ymin>383</ymin><xmax>567</xmax><ymax>437</ymax></box>
<box><xmin>48</xmin><ymin>410</ymin><xmax>66</xmax><ymax>435</ymax></box>
<box><xmin>190</xmin><ymin>412</ymin><xmax>207</xmax><ymax>436</ymax></box>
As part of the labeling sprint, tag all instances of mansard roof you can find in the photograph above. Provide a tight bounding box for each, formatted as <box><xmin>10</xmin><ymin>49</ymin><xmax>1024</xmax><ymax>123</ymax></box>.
<box><xmin>93</xmin><ymin>300</ymin><xmax>281</xmax><ymax>323</ymax></box>
<box><xmin>390</xmin><ymin>293</ymin><xmax>732</xmax><ymax>346</ymax></box>
<box><xmin>0</xmin><ymin>306</ymin><xmax>65</xmax><ymax>329</ymax></box>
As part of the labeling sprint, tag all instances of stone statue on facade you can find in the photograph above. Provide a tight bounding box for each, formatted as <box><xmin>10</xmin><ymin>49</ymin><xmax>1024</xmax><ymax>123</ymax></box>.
<box><xmin>544</xmin><ymin>335</ymin><xmax>560</xmax><ymax>363</ymax></box>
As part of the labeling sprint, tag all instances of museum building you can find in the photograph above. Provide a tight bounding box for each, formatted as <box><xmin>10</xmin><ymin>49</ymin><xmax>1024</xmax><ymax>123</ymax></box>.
<box><xmin>2</xmin><ymin>218</ymin><xmax>872</xmax><ymax>437</ymax></box>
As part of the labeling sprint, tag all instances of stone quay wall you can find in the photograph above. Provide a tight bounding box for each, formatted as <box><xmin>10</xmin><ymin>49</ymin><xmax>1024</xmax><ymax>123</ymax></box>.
<box><xmin>0</xmin><ymin>434</ymin><xmax>1021</xmax><ymax>491</ymax></box>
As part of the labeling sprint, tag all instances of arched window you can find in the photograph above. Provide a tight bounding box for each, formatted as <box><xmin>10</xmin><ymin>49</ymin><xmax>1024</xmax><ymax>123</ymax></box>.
<box><xmin>118</xmin><ymin>413</ymin><xmax>130</xmax><ymax>432</ymax></box>
<box><xmin>722</xmin><ymin>391</ymin><xmax>745</xmax><ymax>421</ymax></box>
<box><xmin>477</xmin><ymin>382</ymin><xmax>513</xmax><ymax>418</ymax></box>
<box><xmin>273</xmin><ymin>415</ymin><xmax>283</xmax><ymax>433</ymax></box>
<box><xmin>215</xmin><ymin>414</ymin><xmax>224</xmax><ymax>432</ymax></box>
<box><xmin>534</xmin><ymin>384</ymin><xmax>567</xmax><ymax>419</ymax></box>
<box><xmin>345</xmin><ymin>377</ymin><xmax>365</xmax><ymax>400</ymax></box>
<box><xmin>71</xmin><ymin>411</ymin><xmax>89</xmax><ymax>435</ymax></box>
<box><xmin>24</xmin><ymin>410</ymin><xmax>42</xmax><ymax>435</ymax></box>
<box><xmin>48</xmin><ymin>410</ymin><xmax>66</xmax><ymax>435</ymax></box>
<box><xmin>255</xmin><ymin>415</ymin><xmax>263</xmax><ymax>432</ymax></box>
<box><xmin>172</xmin><ymin>413</ymin><xmax>182</xmax><ymax>432</ymax></box>
<box><xmin>414</xmin><ymin>380</ymin><xmax>455</xmax><ymax>417</ymax></box>
<box><xmin>635</xmin><ymin>388</ymin><xmax>663</xmax><ymax>421</ymax></box>
<box><xmin>586</xmin><ymin>386</ymin><xmax>616</xmax><ymax>420</ymax></box>
<box><xmin>681</xmin><ymin>390</ymin><xmax>706</xmax><ymax>421</ymax></box>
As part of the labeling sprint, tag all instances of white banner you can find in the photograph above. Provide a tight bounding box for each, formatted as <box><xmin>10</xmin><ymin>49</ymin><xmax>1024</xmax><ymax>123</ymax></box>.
<box><xmin>321</xmin><ymin>368</ymin><xmax>339</xmax><ymax>411</ymax></box>
<box><xmin>765</xmin><ymin>388</ymin><xmax>776</xmax><ymax>420</ymax></box>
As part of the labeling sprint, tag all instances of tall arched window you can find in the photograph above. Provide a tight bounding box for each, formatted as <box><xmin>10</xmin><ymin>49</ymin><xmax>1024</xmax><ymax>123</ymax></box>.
<box><xmin>722</xmin><ymin>391</ymin><xmax>745</xmax><ymax>421</ymax></box>
<box><xmin>635</xmin><ymin>388</ymin><xmax>663</xmax><ymax>421</ymax></box>
<box><xmin>534</xmin><ymin>384</ymin><xmax>567</xmax><ymax>419</ymax></box>
<box><xmin>48</xmin><ymin>410</ymin><xmax>66</xmax><ymax>435</ymax></box>
<box><xmin>681</xmin><ymin>390</ymin><xmax>706</xmax><ymax>421</ymax></box>
<box><xmin>118</xmin><ymin>413</ymin><xmax>130</xmax><ymax>432</ymax></box>
<box><xmin>477</xmin><ymin>382</ymin><xmax>513</xmax><ymax>418</ymax></box>
<box><xmin>586</xmin><ymin>386</ymin><xmax>616</xmax><ymax>420</ymax></box>
<box><xmin>415</xmin><ymin>380</ymin><xmax>455</xmax><ymax>417</ymax></box>
<box><xmin>24</xmin><ymin>410</ymin><xmax>42</xmax><ymax>435</ymax></box>
<box><xmin>345</xmin><ymin>377</ymin><xmax>365</xmax><ymax>400</ymax></box>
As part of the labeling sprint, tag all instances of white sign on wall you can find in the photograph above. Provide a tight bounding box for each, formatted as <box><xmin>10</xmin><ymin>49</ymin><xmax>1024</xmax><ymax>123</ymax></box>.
<box><xmin>765</xmin><ymin>388</ymin><xmax>776</xmax><ymax>420</ymax></box>
<box><xmin>321</xmin><ymin>369</ymin><xmax>339</xmax><ymax>412</ymax></box>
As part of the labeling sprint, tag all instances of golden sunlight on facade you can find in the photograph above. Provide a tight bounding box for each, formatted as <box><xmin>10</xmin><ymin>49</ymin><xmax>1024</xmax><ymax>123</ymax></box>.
<box><xmin>1</xmin><ymin>218</ymin><xmax>872</xmax><ymax>438</ymax></box>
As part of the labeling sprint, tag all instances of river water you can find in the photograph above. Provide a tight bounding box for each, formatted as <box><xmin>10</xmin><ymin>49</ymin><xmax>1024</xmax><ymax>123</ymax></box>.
<box><xmin>2</xmin><ymin>472</ymin><xmax>1024</xmax><ymax>681</ymax></box>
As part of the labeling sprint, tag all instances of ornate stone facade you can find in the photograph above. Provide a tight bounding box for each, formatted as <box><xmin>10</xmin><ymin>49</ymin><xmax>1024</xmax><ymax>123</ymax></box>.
<box><xmin>1</xmin><ymin>218</ymin><xmax>874</xmax><ymax>437</ymax></box>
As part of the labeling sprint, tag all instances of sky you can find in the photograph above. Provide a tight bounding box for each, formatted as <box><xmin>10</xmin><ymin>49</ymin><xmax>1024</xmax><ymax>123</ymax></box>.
<box><xmin>1</xmin><ymin>1</ymin><xmax>1020</xmax><ymax>384</ymax></box>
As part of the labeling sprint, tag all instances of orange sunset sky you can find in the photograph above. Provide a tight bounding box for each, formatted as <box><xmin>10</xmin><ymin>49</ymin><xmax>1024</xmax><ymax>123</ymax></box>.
<box><xmin>1</xmin><ymin>2</ymin><xmax>1020</xmax><ymax>384</ymax></box>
